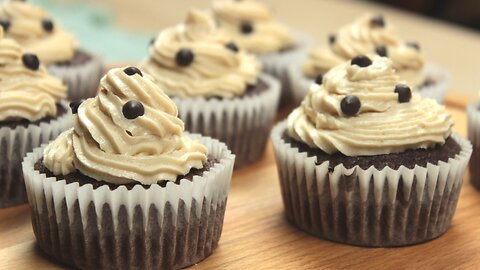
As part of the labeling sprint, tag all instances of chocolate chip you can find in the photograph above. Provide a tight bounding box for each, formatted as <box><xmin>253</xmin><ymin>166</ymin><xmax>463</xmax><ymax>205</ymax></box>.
<box><xmin>329</xmin><ymin>33</ymin><xmax>336</xmax><ymax>45</ymax></box>
<box><xmin>341</xmin><ymin>95</ymin><xmax>361</xmax><ymax>116</ymax></box>
<box><xmin>370</xmin><ymin>15</ymin><xmax>385</xmax><ymax>27</ymax></box>
<box><xmin>42</xmin><ymin>19</ymin><xmax>54</xmax><ymax>32</ymax></box>
<box><xmin>407</xmin><ymin>42</ymin><xmax>420</xmax><ymax>51</ymax></box>
<box><xmin>0</xmin><ymin>19</ymin><xmax>10</xmax><ymax>32</ymax></box>
<box><xmin>351</xmin><ymin>55</ymin><xmax>372</xmax><ymax>67</ymax></box>
<box><xmin>225</xmin><ymin>41</ymin><xmax>239</xmax><ymax>52</ymax></box>
<box><xmin>375</xmin><ymin>45</ymin><xmax>387</xmax><ymax>57</ymax></box>
<box><xmin>22</xmin><ymin>53</ymin><xmax>40</xmax><ymax>71</ymax></box>
<box><xmin>240</xmin><ymin>21</ymin><xmax>253</xmax><ymax>34</ymax></box>
<box><xmin>149</xmin><ymin>36</ymin><xmax>156</xmax><ymax>46</ymax></box>
<box><xmin>175</xmin><ymin>48</ymin><xmax>194</xmax><ymax>67</ymax></box>
<box><xmin>315</xmin><ymin>73</ymin><xmax>323</xmax><ymax>85</ymax></box>
<box><xmin>122</xmin><ymin>100</ymin><xmax>145</xmax><ymax>120</ymax></box>
<box><xmin>395</xmin><ymin>84</ymin><xmax>412</xmax><ymax>103</ymax></box>
<box><xmin>123</xmin><ymin>66</ymin><xmax>143</xmax><ymax>77</ymax></box>
<box><xmin>69</xmin><ymin>99</ymin><xmax>84</xmax><ymax>114</ymax></box>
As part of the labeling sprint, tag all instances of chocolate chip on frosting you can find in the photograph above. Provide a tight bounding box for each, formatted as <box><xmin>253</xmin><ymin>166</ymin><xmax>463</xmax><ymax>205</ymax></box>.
<box><xmin>123</xmin><ymin>66</ymin><xmax>143</xmax><ymax>77</ymax></box>
<box><xmin>122</xmin><ymin>100</ymin><xmax>145</xmax><ymax>120</ymax></box>
<box><xmin>175</xmin><ymin>48</ymin><xmax>194</xmax><ymax>67</ymax></box>
<box><xmin>315</xmin><ymin>74</ymin><xmax>323</xmax><ymax>85</ymax></box>
<box><xmin>0</xmin><ymin>19</ymin><xmax>10</xmax><ymax>32</ymax></box>
<box><xmin>370</xmin><ymin>15</ymin><xmax>385</xmax><ymax>27</ymax></box>
<box><xmin>351</xmin><ymin>55</ymin><xmax>372</xmax><ymax>67</ymax></box>
<box><xmin>69</xmin><ymin>99</ymin><xmax>84</xmax><ymax>114</ymax></box>
<box><xmin>328</xmin><ymin>33</ymin><xmax>336</xmax><ymax>45</ymax></box>
<box><xmin>407</xmin><ymin>42</ymin><xmax>420</xmax><ymax>51</ymax></box>
<box><xmin>149</xmin><ymin>36</ymin><xmax>156</xmax><ymax>46</ymax></box>
<box><xmin>375</xmin><ymin>45</ymin><xmax>387</xmax><ymax>57</ymax></box>
<box><xmin>394</xmin><ymin>84</ymin><xmax>412</xmax><ymax>103</ymax></box>
<box><xmin>225</xmin><ymin>41</ymin><xmax>239</xmax><ymax>52</ymax></box>
<box><xmin>340</xmin><ymin>95</ymin><xmax>361</xmax><ymax>116</ymax></box>
<box><xmin>42</xmin><ymin>19</ymin><xmax>54</xmax><ymax>32</ymax></box>
<box><xmin>22</xmin><ymin>53</ymin><xmax>40</xmax><ymax>71</ymax></box>
<box><xmin>240</xmin><ymin>21</ymin><xmax>254</xmax><ymax>34</ymax></box>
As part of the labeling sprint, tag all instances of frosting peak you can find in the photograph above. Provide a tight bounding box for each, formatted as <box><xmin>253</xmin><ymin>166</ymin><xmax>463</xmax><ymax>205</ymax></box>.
<box><xmin>140</xmin><ymin>9</ymin><xmax>261</xmax><ymax>98</ymax></box>
<box><xmin>0</xmin><ymin>0</ymin><xmax>77</xmax><ymax>64</ymax></box>
<box><xmin>43</xmin><ymin>67</ymin><xmax>208</xmax><ymax>185</ymax></box>
<box><xmin>289</xmin><ymin>55</ymin><xmax>452</xmax><ymax>156</ymax></box>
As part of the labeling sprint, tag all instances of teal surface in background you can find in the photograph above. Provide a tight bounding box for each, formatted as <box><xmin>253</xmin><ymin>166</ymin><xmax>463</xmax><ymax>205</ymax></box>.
<box><xmin>32</xmin><ymin>0</ymin><xmax>153</xmax><ymax>63</ymax></box>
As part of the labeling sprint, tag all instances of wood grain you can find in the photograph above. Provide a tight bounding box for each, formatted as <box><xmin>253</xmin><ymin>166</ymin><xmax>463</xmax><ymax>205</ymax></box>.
<box><xmin>0</xmin><ymin>98</ymin><xmax>478</xmax><ymax>269</ymax></box>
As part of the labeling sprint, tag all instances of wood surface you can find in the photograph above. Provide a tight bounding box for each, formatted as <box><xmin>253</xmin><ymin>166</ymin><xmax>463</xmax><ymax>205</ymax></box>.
<box><xmin>0</xmin><ymin>95</ymin><xmax>479</xmax><ymax>269</ymax></box>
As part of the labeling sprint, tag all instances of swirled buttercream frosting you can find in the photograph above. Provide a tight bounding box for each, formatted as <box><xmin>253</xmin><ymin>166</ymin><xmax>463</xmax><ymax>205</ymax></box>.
<box><xmin>140</xmin><ymin>9</ymin><xmax>261</xmax><ymax>98</ymax></box>
<box><xmin>288</xmin><ymin>55</ymin><xmax>452</xmax><ymax>156</ymax></box>
<box><xmin>303</xmin><ymin>14</ymin><xmax>426</xmax><ymax>87</ymax></box>
<box><xmin>0</xmin><ymin>28</ymin><xmax>66</xmax><ymax>122</ymax></box>
<box><xmin>212</xmin><ymin>0</ymin><xmax>294</xmax><ymax>54</ymax></box>
<box><xmin>43</xmin><ymin>67</ymin><xmax>209</xmax><ymax>185</ymax></box>
<box><xmin>0</xmin><ymin>0</ymin><xmax>77</xmax><ymax>64</ymax></box>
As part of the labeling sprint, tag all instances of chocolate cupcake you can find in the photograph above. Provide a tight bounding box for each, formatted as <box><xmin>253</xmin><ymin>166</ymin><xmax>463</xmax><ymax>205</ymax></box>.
<box><xmin>211</xmin><ymin>0</ymin><xmax>309</xmax><ymax>105</ymax></box>
<box><xmin>467</xmin><ymin>103</ymin><xmax>480</xmax><ymax>189</ymax></box>
<box><xmin>290</xmin><ymin>14</ymin><xmax>448</xmax><ymax>105</ymax></box>
<box><xmin>140</xmin><ymin>10</ymin><xmax>280</xmax><ymax>167</ymax></box>
<box><xmin>0</xmin><ymin>0</ymin><xmax>104</xmax><ymax>101</ymax></box>
<box><xmin>0</xmin><ymin>28</ymin><xmax>71</xmax><ymax>208</ymax></box>
<box><xmin>22</xmin><ymin>66</ymin><xmax>235</xmax><ymax>269</ymax></box>
<box><xmin>272</xmin><ymin>55</ymin><xmax>471</xmax><ymax>247</ymax></box>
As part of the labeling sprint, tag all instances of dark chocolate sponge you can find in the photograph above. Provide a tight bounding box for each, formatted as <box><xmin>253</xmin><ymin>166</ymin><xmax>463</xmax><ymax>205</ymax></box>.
<box><xmin>53</xmin><ymin>49</ymin><xmax>92</xmax><ymax>67</ymax></box>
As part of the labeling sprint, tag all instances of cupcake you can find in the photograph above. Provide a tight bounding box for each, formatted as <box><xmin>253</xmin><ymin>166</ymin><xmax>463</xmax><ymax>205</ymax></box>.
<box><xmin>140</xmin><ymin>10</ymin><xmax>280</xmax><ymax>167</ymax></box>
<box><xmin>211</xmin><ymin>0</ymin><xmax>309</xmax><ymax>105</ymax></box>
<box><xmin>0</xmin><ymin>28</ymin><xmax>70</xmax><ymax>208</ymax></box>
<box><xmin>467</xmin><ymin>102</ymin><xmax>480</xmax><ymax>189</ymax></box>
<box><xmin>0</xmin><ymin>0</ymin><xmax>104</xmax><ymax>101</ymax></box>
<box><xmin>22</xmin><ymin>66</ymin><xmax>235</xmax><ymax>269</ymax></box>
<box><xmin>290</xmin><ymin>14</ymin><xmax>448</xmax><ymax>105</ymax></box>
<box><xmin>272</xmin><ymin>55</ymin><xmax>471</xmax><ymax>247</ymax></box>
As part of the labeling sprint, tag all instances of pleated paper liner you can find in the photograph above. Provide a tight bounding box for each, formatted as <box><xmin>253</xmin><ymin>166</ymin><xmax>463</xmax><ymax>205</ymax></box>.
<box><xmin>23</xmin><ymin>133</ymin><xmax>234</xmax><ymax>269</ymax></box>
<box><xmin>467</xmin><ymin>103</ymin><xmax>480</xmax><ymax>189</ymax></box>
<box><xmin>271</xmin><ymin>121</ymin><xmax>471</xmax><ymax>247</ymax></box>
<box><xmin>173</xmin><ymin>73</ymin><xmax>280</xmax><ymax>168</ymax></box>
<box><xmin>0</xmin><ymin>101</ymin><xmax>72</xmax><ymax>208</ymax></box>
<box><xmin>47</xmin><ymin>51</ymin><xmax>104</xmax><ymax>101</ymax></box>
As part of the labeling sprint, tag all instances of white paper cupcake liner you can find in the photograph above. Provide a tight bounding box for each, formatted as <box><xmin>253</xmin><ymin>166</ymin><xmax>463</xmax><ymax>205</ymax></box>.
<box><xmin>172</xmin><ymin>73</ymin><xmax>280</xmax><ymax>168</ymax></box>
<box><xmin>271</xmin><ymin>121</ymin><xmax>471</xmax><ymax>247</ymax></box>
<box><xmin>0</xmin><ymin>101</ymin><xmax>72</xmax><ymax>208</ymax></box>
<box><xmin>258</xmin><ymin>31</ymin><xmax>311</xmax><ymax>106</ymax></box>
<box><xmin>47</xmin><ymin>50</ymin><xmax>104</xmax><ymax>101</ymax></box>
<box><xmin>289</xmin><ymin>62</ymin><xmax>450</xmax><ymax>106</ymax></box>
<box><xmin>23</xmin><ymin>133</ymin><xmax>234</xmax><ymax>270</ymax></box>
<box><xmin>467</xmin><ymin>103</ymin><xmax>480</xmax><ymax>189</ymax></box>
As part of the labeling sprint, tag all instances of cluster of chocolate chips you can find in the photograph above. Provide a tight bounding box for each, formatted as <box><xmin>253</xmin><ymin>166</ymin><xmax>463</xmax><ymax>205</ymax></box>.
<box><xmin>0</xmin><ymin>17</ymin><xmax>54</xmax><ymax>33</ymax></box>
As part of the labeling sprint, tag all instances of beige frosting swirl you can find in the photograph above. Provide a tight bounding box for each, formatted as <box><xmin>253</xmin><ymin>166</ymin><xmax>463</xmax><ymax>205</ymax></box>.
<box><xmin>43</xmin><ymin>67</ymin><xmax>208</xmax><ymax>185</ymax></box>
<box><xmin>289</xmin><ymin>55</ymin><xmax>452</xmax><ymax>156</ymax></box>
<box><xmin>212</xmin><ymin>0</ymin><xmax>294</xmax><ymax>54</ymax></box>
<box><xmin>303</xmin><ymin>14</ymin><xmax>426</xmax><ymax>87</ymax></box>
<box><xmin>140</xmin><ymin>9</ymin><xmax>261</xmax><ymax>98</ymax></box>
<box><xmin>0</xmin><ymin>0</ymin><xmax>77</xmax><ymax>64</ymax></box>
<box><xmin>0</xmin><ymin>28</ymin><xmax>67</xmax><ymax>122</ymax></box>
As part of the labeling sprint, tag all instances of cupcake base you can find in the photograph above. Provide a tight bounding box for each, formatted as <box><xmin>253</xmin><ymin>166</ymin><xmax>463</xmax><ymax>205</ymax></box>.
<box><xmin>23</xmin><ymin>134</ymin><xmax>234</xmax><ymax>269</ymax></box>
<box><xmin>467</xmin><ymin>103</ymin><xmax>480</xmax><ymax>189</ymax></box>
<box><xmin>271</xmin><ymin>121</ymin><xmax>471</xmax><ymax>247</ymax></box>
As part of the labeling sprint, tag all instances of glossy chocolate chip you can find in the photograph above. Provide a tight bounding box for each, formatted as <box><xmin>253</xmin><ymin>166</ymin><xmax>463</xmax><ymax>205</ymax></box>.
<box><xmin>407</xmin><ymin>42</ymin><xmax>420</xmax><ymax>51</ymax></box>
<box><xmin>351</xmin><ymin>55</ymin><xmax>372</xmax><ymax>67</ymax></box>
<box><xmin>22</xmin><ymin>53</ymin><xmax>40</xmax><ymax>71</ymax></box>
<box><xmin>149</xmin><ymin>36</ymin><xmax>156</xmax><ymax>46</ymax></box>
<box><xmin>370</xmin><ymin>15</ymin><xmax>385</xmax><ymax>27</ymax></box>
<box><xmin>329</xmin><ymin>33</ymin><xmax>336</xmax><ymax>45</ymax></box>
<box><xmin>240</xmin><ymin>21</ymin><xmax>254</xmax><ymax>34</ymax></box>
<box><xmin>122</xmin><ymin>100</ymin><xmax>145</xmax><ymax>120</ymax></box>
<box><xmin>69</xmin><ymin>99</ymin><xmax>84</xmax><ymax>114</ymax></box>
<box><xmin>0</xmin><ymin>19</ymin><xmax>10</xmax><ymax>32</ymax></box>
<box><xmin>375</xmin><ymin>45</ymin><xmax>387</xmax><ymax>57</ymax></box>
<box><xmin>225</xmin><ymin>41</ymin><xmax>239</xmax><ymax>52</ymax></box>
<box><xmin>175</xmin><ymin>48</ymin><xmax>194</xmax><ymax>67</ymax></box>
<box><xmin>42</xmin><ymin>19</ymin><xmax>54</xmax><ymax>32</ymax></box>
<box><xmin>315</xmin><ymin>73</ymin><xmax>323</xmax><ymax>85</ymax></box>
<box><xmin>395</xmin><ymin>84</ymin><xmax>412</xmax><ymax>103</ymax></box>
<box><xmin>341</xmin><ymin>95</ymin><xmax>361</xmax><ymax>116</ymax></box>
<box><xmin>123</xmin><ymin>66</ymin><xmax>143</xmax><ymax>77</ymax></box>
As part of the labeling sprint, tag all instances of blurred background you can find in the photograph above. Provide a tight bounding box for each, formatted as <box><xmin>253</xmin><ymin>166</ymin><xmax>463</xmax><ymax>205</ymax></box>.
<box><xmin>31</xmin><ymin>0</ymin><xmax>479</xmax><ymax>96</ymax></box>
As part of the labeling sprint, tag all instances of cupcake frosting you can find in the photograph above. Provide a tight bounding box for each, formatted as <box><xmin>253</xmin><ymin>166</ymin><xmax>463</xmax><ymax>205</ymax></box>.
<box><xmin>212</xmin><ymin>0</ymin><xmax>294</xmax><ymax>54</ymax></box>
<box><xmin>140</xmin><ymin>9</ymin><xmax>261</xmax><ymax>98</ymax></box>
<box><xmin>0</xmin><ymin>0</ymin><xmax>77</xmax><ymax>64</ymax></box>
<box><xmin>303</xmin><ymin>14</ymin><xmax>426</xmax><ymax>87</ymax></box>
<box><xmin>43</xmin><ymin>67</ymin><xmax>208</xmax><ymax>185</ymax></box>
<box><xmin>0</xmin><ymin>29</ymin><xmax>66</xmax><ymax>122</ymax></box>
<box><xmin>289</xmin><ymin>55</ymin><xmax>452</xmax><ymax>156</ymax></box>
